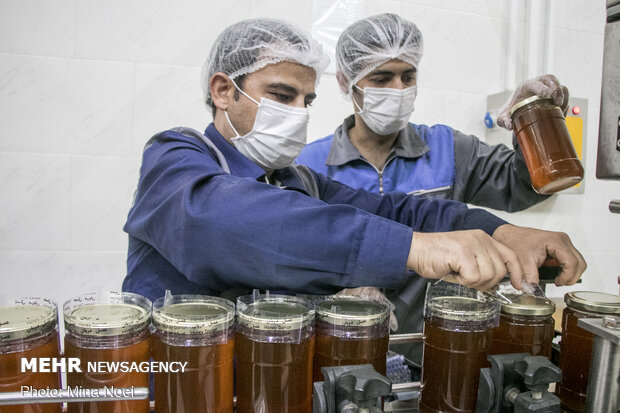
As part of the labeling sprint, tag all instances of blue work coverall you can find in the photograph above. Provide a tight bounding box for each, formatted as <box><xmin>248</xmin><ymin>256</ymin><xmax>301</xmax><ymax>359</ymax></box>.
<box><xmin>297</xmin><ymin>115</ymin><xmax>549</xmax><ymax>211</ymax></box>
<box><xmin>123</xmin><ymin>123</ymin><xmax>507</xmax><ymax>303</ymax></box>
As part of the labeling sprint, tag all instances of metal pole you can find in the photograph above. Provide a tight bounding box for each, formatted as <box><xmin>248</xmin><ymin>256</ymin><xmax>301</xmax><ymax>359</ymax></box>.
<box><xmin>585</xmin><ymin>336</ymin><xmax>620</xmax><ymax>413</ymax></box>
<box><xmin>388</xmin><ymin>333</ymin><xmax>423</xmax><ymax>344</ymax></box>
<box><xmin>0</xmin><ymin>387</ymin><xmax>149</xmax><ymax>406</ymax></box>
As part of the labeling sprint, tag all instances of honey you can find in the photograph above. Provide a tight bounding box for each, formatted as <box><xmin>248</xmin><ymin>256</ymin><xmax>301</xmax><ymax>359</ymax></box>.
<box><xmin>63</xmin><ymin>292</ymin><xmax>152</xmax><ymax>413</ymax></box>
<box><xmin>489</xmin><ymin>295</ymin><xmax>555</xmax><ymax>358</ymax></box>
<box><xmin>556</xmin><ymin>291</ymin><xmax>620</xmax><ymax>413</ymax></box>
<box><xmin>419</xmin><ymin>283</ymin><xmax>499</xmax><ymax>413</ymax></box>
<box><xmin>510</xmin><ymin>96</ymin><xmax>584</xmax><ymax>194</ymax></box>
<box><xmin>152</xmin><ymin>295</ymin><xmax>235</xmax><ymax>413</ymax></box>
<box><xmin>235</xmin><ymin>294</ymin><xmax>314</xmax><ymax>413</ymax></box>
<box><xmin>0</xmin><ymin>298</ymin><xmax>61</xmax><ymax>413</ymax></box>
<box><xmin>313</xmin><ymin>296</ymin><xmax>389</xmax><ymax>383</ymax></box>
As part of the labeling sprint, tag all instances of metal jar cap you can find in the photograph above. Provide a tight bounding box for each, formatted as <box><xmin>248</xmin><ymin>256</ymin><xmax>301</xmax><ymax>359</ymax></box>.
<box><xmin>509</xmin><ymin>96</ymin><xmax>553</xmax><ymax>117</ymax></box>
<box><xmin>236</xmin><ymin>294</ymin><xmax>314</xmax><ymax>331</ymax></box>
<box><xmin>426</xmin><ymin>296</ymin><xmax>498</xmax><ymax>322</ymax></box>
<box><xmin>153</xmin><ymin>295</ymin><xmax>234</xmax><ymax>335</ymax></box>
<box><xmin>564</xmin><ymin>291</ymin><xmax>620</xmax><ymax>315</ymax></box>
<box><xmin>500</xmin><ymin>295</ymin><xmax>556</xmax><ymax>316</ymax></box>
<box><xmin>316</xmin><ymin>296</ymin><xmax>389</xmax><ymax>327</ymax></box>
<box><xmin>63</xmin><ymin>292</ymin><xmax>152</xmax><ymax>337</ymax></box>
<box><xmin>0</xmin><ymin>298</ymin><xmax>58</xmax><ymax>342</ymax></box>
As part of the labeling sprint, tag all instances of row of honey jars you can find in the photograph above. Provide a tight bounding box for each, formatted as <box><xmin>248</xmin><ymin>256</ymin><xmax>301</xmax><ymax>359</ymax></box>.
<box><xmin>2</xmin><ymin>292</ymin><xmax>389</xmax><ymax>413</ymax></box>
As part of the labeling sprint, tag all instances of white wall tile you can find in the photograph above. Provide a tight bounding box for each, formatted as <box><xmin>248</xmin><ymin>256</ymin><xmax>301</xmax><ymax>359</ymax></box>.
<box><xmin>401</xmin><ymin>4</ymin><xmax>507</xmax><ymax>94</ymax></box>
<box><xmin>0</xmin><ymin>251</ymin><xmax>127</xmax><ymax>305</ymax></box>
<box><xmin>308</xmin><ymin>74</ymin><xmax>352</xmax><ymax>142</ymax></box>
<box><xmin>556</xmin><ymin>0</ymin><xmax>606</xmax><ymax>35</ymax></box>
<box><xmin>0</xmin><ymin>0</ymin><xmax>77</xmax><ymax>57</ymax></box>
<box><xmin>552</xmin><ymin>29</ymin><xmax>604</xmax><ymax>108</ymax></box>
<box><xmin>0</xmin><ymin>153</ymin><xmax>72</xmax><ymax>250</ymax></box>
<box><xmin>251</xmin><ymin>0</ymin><xmax>313</xmax><ymax>31</ymax></box>
<box><xmin>411</xmin><ymin>88</ymin><xmax>488</xmax><ymax>138</ymax></box>
<box><xmin>365</xmin><ymin>0</ymin><xmax>403</xmax><ymax>17</ymax></box>
<box><xmin>76</xmin><ymin>0</ymin><xmax>251</xmax><ymax>66</ymax></box>
<box><xmin>0</xmin><ymin>55</ymin><xmax>134</xmax><ymax>156</ymax></box>
<box><xmin>132</xmin><ymin>64</ymin><xmax>209</xmax><ymax>155</ymax></box>
<box><xmin>404</xmin><ymin>0</ymin><xmax>505</xmax><ymax>19</ymax></box>
<box><xmin>70</xmin><ymin>156</ymin><xmax>137</xmax><ymax>251</ymax></box>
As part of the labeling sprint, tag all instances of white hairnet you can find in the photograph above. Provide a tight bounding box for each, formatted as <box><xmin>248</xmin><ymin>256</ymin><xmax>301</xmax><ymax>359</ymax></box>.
<box><xmin>201</xmin><ymin>18</ymin><xmax>330</xmax><ymax>108</ymax></box>
<box><xmin>336</xmin><ymin>13</ymin><xmax>424</xmax><ymax>95</ymax></box>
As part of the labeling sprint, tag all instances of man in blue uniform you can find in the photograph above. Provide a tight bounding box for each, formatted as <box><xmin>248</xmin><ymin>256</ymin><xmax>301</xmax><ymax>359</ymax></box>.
<box><xmin>296</xmin><ymin>13</ymin><xmax>568</xmax><ymax>211</ymax></box>
<box><xmin>122</xmin><ymin>18</ymin><xmax>584</xmax><ymax>328</ymax></box>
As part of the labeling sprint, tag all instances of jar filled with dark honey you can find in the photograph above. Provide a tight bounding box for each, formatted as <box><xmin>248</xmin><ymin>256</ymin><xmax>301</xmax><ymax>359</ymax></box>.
<box><xmin>510</xmin><ymin>96</ymin><xmax>584</xmax><ymax>194</ymax></box>
<box><xmin>313</xmin><ymin>295</ymin><xmax>389</xmax><ymax>383</ymax></box>
<box><xmin>489</xmin><ymin>294</ymin><xmax>555</xmax><ymax>358</ymax></box>
<box><xmin>63</xmin><ymin>292</ymin><xmax>152</xmax><ymax>413</ymax></box>
<box><xmin>419</xmin><ymin>282</ymin><xmax>499</xmax><ymax>413</ymax></box>
<box><xmin>0</xmin><ymin>297</ymin><xmax>61</xmax><ymax>413</ymax></box>
<box><xmin>556</xmin><ymin>291</ymin><xmax>620</xmax><ymax>413</ymax></box>
<box><xmin>235</xmin><ymin>293</ymin><xmax>315</xmax><ymax>413</ymax></box>
<box><xmin>152</xmin><ymin>294</ymin><xmax>234</xmax><ymax>413</ymax></box>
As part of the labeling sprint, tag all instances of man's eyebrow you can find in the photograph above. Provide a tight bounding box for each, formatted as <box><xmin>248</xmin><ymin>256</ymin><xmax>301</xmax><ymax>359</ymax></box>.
<box><xmin>368</xmin><ymin>70</ymin><xmax>395</xmax><ymax>77</ymax></box>
<box><xmin>266</xmin><ymin>82</ymin><xmax>298</xmax><ymax>94</ymax></box>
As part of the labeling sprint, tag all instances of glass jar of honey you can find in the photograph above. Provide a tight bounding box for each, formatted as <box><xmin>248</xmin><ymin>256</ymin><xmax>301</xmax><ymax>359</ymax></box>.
<box><xmin>419</xmin><ymin>282</ymin><xmax>499</xmax><ymax>413</ymax></box>
<box><xmin>556</xmin><ymin>291</ymin><xmax>620</xmax><ymax>413</ymax></box>
<box><xmin>152</xmin><ymin>294</ymin><xmax>234</xmax><ymax>413</ymax></box>
<box><xmin>0</xmin><ymin>297</ymin><xmax>61</xmax><ymax>413</ymax></box>
<box><xmin>63</xmin><ymin>292</ymin><xmax>152</xmax><ymax>413</ymax></box>
<box><xmin>489</xmin><ymin>294</ymin><xmax>555</xmax><ymax>358</ymax></box>
<box><xmin>510</xmin><ymin>96</ymin><xmax>584</xmax><ymax>194</ymax></box>
<box><xmin>313</xmin><ymin>295</ymin><xmax>389</xmax><ymax>383</ymax></box>
<box><xmin>235</xmin><ymin>293</ymin><xmax>315</xmax><ymax>413</ymax></box>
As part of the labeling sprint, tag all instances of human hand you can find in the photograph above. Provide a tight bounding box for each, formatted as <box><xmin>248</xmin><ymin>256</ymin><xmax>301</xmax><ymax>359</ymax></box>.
<box><xmin>497</xmin><ymin>74</ymin><xmax>570</xmax><ymax>130</ymax></box>
<box><xmin>336</xmin><ymin>287</ymin><xmax>398</xmax><ymax>331</ymax></box>
<box><xmin>406</xmin><ymin>230</ymin><xmax>523</xmax><ymax>291</ymax></box>
<box><xmin>492</xmin><ymin>224</ymin><xmax>586</xmax><ymax>288</ymax></box>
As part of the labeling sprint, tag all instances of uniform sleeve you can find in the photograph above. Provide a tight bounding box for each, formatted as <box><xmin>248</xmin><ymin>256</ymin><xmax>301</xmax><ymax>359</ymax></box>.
<box><xmin>310</xmin><ymin>170</ymin><xmax>508</xmax><ymax>236</ymax></box>
<box><xmin>125</xmin><ymin>133</ymin><xmax>414</xmax><ymax>294</ymax></box>
<box><xmin>452</xmin><ymin>130</ymin><xmax>550</xmax><ymax>212</ymax></box>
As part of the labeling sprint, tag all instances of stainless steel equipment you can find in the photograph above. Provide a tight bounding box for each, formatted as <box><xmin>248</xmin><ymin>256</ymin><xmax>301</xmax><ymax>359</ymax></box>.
<box><xmin>577</xmin><ymin>317</ymin><xmax>620</xmax><ymax>413</ymax></box>
<box><xmin>597</xmin><ymin>0</ymin><xmax>620</xmax><ymax>212</ymax></box>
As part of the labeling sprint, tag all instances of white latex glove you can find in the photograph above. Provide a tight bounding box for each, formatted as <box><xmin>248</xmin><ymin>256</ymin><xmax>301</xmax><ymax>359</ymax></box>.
<box><xmin>497</xmin><ymin>74</ymin><xmax>570</xmax><ymax>130</ymax></box>
<box><xmin>336</xmin><ymin>287</ymin><xmax>398</xmax><ymax>331</ymax></box>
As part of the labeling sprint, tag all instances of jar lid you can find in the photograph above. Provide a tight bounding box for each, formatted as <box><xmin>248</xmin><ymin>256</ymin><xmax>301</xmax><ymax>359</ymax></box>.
<box><xmin>316</xmin><ymin>296</ymin><xmax>389</xmax><ymax>327</ymax></box>
<box><xmin>237</xmin><ymin>294</ymin><xmax>314</xmax><ymax>331</ymax></box>
<box><xmin>500</xmin><ymin>295</ymin><xmax>556</xmax><ymax>316</ymax></box>
<box><xmin>153</xmin><ymin>295</ymin><xmax>234</xmax><ymax>334</ymax></box>
<box><xmin>63</xmin><ymin>292</ymin><xmax>152</xmax><ymax>337</ymax></box>
<box><xmin>564</xmin><ymin>291</ymin><xmax>620</xmax><ymax>314</ymax></box>
<box><xmin>509</xmin><ymin>96</ymin><xmax>554</xmax><ymax>117</ymax></box>
<box><xmin>0</xmin><ymin>298</ymin><xmax>57</xmax><ymax>342</ymax></box>
<box><xmin>426</xmin><ymin>296</ymin><xmax>498</xmax><ymax>322</ymax></box>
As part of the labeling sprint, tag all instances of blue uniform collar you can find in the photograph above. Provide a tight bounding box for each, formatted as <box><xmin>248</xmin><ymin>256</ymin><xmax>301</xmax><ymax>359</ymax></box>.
<box><xmin>325</xmin><ymin>115</ymin><xmax>430</xmax><ymax>166</ymax></box>
<box><xmin>204</xmin><ymin>123</ymin><xmax>266</xmax><ymax>180</ymax></box>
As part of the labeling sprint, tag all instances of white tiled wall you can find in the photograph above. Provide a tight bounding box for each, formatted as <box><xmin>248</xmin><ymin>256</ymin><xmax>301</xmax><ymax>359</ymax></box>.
<box><xmin>0</xmin><ymin>0</ymin><xmax>617</xmax><ymax>306</ymax></box>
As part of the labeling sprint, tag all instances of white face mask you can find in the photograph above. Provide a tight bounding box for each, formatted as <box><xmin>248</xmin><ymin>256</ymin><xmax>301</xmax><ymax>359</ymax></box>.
<box><xmin>226</xmin><ymin>78</ymin><xmax>309</xmax><ymax>170</ymax></box>
<box><xmin>353</xmin><ymin>85</ymin><xmax>418</xmax><ymax>135</ymax></box>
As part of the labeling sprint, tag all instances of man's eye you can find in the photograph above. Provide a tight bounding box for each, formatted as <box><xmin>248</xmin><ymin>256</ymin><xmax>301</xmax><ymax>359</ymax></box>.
<box><xmin>271</xmin><ymin>92</ymin><xmax>292</xmax><ymax>102</ymax></box>
<box><xmin>370</xmin><ymin>77</ymin><xmax>388</xmax><ymax>84</ymax></box>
